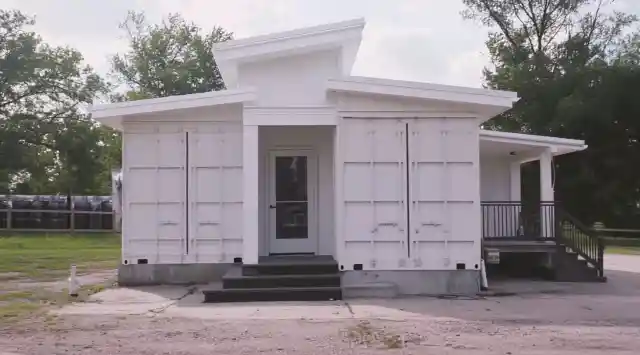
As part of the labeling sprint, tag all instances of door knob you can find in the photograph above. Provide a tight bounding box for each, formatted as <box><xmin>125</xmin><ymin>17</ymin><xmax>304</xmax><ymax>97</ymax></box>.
<box><xmin>269</xmin><ymin>205</ymin><xmax>276</xmax><ymax>209</ymax></box>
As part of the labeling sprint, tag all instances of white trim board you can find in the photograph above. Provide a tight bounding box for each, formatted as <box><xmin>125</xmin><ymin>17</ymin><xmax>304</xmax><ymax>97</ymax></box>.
<box><xmin>338</xmin><ymin>111</ymin><xmax>479</xmax><ymax>119</ymax></box>
<box><xmin>243</xmin><ymin>106</ymin><xmax>338</xmax><ymax>126</ymax></box>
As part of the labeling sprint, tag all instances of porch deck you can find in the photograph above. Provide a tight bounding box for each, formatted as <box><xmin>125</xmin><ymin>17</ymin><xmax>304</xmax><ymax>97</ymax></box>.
<box><xmin>483</xmin><ymin>239</ymin><xmax>557</xmax><ymax>253</ymax></box>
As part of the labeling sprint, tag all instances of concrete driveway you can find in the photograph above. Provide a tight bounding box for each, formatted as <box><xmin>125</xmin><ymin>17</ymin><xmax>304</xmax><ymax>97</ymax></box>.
<box><xmin>1</xmin><ymin>253</ymin><xmax>639</xmax><ymax>354</ymax></box>
<box><xmin>605</xmin><ymin>253</ymin><xmax>640</xmax><ymax>273</ymax></box>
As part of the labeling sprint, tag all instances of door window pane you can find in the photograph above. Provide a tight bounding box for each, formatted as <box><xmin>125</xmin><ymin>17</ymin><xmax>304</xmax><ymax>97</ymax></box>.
<box><xmin>275</xmin><ymin>156</ymin><xmax>307</xmax><ymax>201</ymax></box>
<box><xmin>274</xmin><ymin>156</ymin><xmax>308</xmax><ymax>240</ymax></box>
<box><xmin>275</xmin><ymin>202</ymin><xmax>308</xmax><ymax>239</ymax></box>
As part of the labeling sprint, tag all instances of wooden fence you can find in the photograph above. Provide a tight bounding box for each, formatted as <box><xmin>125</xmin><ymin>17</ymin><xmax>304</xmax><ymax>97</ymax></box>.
<box><xmin>0</xmin><ymin>207</ymin><xmax>117</xmax><ymax>233</ymax></box>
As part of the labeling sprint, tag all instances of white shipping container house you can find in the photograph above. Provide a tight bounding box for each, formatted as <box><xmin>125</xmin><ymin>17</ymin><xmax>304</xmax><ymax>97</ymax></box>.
<box><xmin>92</xmin><ymin>19</ymin><xmax>587</xmax><ymax>291</ymax></box>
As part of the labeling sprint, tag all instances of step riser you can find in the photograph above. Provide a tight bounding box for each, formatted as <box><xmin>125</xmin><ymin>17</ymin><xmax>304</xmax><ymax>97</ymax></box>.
<box><xmin>554</xmin><ymin>262</ymin><xmax>601</xmax><ymax>282</ymax></box>
<box><xmin>203</xmin><ymin>289</ymin><xmax>342</xmax><ymax>303</ymax></box>
<box><xmin>242</xmin><ymin>264</ymin><xmax>339</xmax><ymax>276</ymax></box>
<box><xmin>552</xmin><ymin>250</ymin><xmax>604</xmax><ymax>282</ymax></box>
<box><xmin>224</xmin><ymin>276</ymin><xmax>340</xmax><ymax>289</ymax></box>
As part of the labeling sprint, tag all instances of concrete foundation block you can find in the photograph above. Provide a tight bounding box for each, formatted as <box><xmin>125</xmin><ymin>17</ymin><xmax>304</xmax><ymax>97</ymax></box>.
<box><xmin>341</xmin><ymin>270</ymin><xmax>481</xmax><ymax>297</ymax></box>
<box><xmin>118</xmin><ymin>263</ymin><xmax>232</xmax><ymax>286</ymax></box>
<box><xmin>342</xmin><ymin>282</ymin><xmax>398</xmax><ymax>299</ymax></box>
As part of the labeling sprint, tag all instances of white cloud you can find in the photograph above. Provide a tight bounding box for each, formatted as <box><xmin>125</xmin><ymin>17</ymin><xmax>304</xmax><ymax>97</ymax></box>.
<box><xmin>4</xmin><ymin>0</ymin><xmax>638</xmax><ymax>89</ymax></box>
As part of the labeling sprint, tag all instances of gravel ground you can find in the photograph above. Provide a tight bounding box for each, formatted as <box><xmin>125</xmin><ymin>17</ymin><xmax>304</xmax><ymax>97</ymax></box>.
<box><xmin>1</xmin><ymin>255</ymin><xmax>639</xmax><ymax>355</ymax></box>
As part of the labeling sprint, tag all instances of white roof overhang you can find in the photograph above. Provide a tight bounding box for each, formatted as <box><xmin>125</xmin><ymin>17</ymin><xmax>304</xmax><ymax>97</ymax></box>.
<box><xmin>213</xmin><ymin>19</ymin><xmax>365</xmax><ymax>88</ymax></box>
<box><xmin>90</xmin><ymin>88</ymin><xmax>256</xmax><ymax>130</ymax></box>
<box><xmin>326</xmin><ymin>76</ymin><xmax>520</xmax><ymax>122</ymax></box>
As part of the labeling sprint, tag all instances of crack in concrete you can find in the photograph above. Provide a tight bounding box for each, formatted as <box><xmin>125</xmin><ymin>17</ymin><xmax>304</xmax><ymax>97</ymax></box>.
<box><xmin>147</xmin><ymin>286</ymin><xmax>197</xmax><ymax>316</ymax></box>
<box><xmin>344</xmin><ymin>301</ymin><xmax>354</xmax><ymax>316</ymax></box>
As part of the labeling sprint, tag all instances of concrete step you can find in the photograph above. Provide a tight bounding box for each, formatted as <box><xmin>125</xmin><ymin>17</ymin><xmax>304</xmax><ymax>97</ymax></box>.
<box><xmin>554</xmin><ymin>253</ymin><xmax>602</xmax><ymax>282</ymax></box>
<box><xmin>223</xmin><ymin>267</ymin><xmax>340</xmax><ymax>289</ymax></box>
<box><xmin>242</xmin><ymin>256</ymin><xmax>339</xmax><ymax>276</ymax></box>
<box><xmin>203</xmin><ymin>286</ymin><xmax>342</xmax><ymax>303</ymax></box>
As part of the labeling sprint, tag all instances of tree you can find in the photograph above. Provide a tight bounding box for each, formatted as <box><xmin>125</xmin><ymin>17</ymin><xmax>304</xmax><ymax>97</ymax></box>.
<box><xmin>462</xmin><ymin>0</ymin><xmax>640</xmax><ymax>226</ymax></box>
<box><xmin>111</xmin><ymin>11</ymin><xmax>233</xmax><ymax>99</ymax></box>
<box><xmin>0</xmin><ymin>9</ymin><xmax>112</xmax><ymax>195</ymax></box>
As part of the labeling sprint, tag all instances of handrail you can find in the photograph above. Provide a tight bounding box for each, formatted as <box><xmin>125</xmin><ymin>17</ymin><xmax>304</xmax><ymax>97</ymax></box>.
<box><xmin>556</xmin><ymin>207</ymin><xmax>605</xmax><ymax>278</ymax></box>
<box><xmin>481</xmin><ymin>201</ymin><xmax>556</xmax><ymax>240</ymax></box>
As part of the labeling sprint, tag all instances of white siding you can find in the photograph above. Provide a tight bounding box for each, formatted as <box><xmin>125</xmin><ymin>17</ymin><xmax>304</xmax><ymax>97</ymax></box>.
<box><xmin>338</xmin><ymin>119</ymin><xmax>409</xmax><ymax>270</ymax></box>
<box><xmin>121</xmin><ymin>112</ymin><xmax>244</xmax><ymax>265</ymax></box>
<box><xmin>480</xmin><ymin>159</ymin><xmax>520</xmax><ymax>238</ymax></box>
<box><xmin>409</xmin><ymin>119</ymin><xmax>480</xmax><ymax>270</ymax></box>
<box><xmin>480</xmin><ymin>159</ymin><xmax>510</xmax><ymax>201</ymax></box>
<box><xmin>187</xmin><ymin>122</ymin><xmax>243</xmax><ymax>263</ymax></box>
<box><xmin>239</xmin><ymin>50</ymin><xmax>340</xmax><ymax>106</ymax></box>
<box><xmin>336</xmin><ymin>117</ymin><xmax>482</xmax><ymax>271</ymax></box>
<box><xmin>122</xmin><ymin>123</ymin><xmax>187</xmax><ymax>264</ymax></box>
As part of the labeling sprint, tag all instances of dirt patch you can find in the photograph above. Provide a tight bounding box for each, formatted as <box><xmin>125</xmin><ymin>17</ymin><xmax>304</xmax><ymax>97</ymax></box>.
<box><xmin>1</xmin><ymin>310</ymin><xmax>639</xmax><ymax>355</ymax></box>
<box><xmin>0</xmin><ymin>272</ymin><xmax>23</xmax><ymax>281</ymax></box>
<box><xmin>7</xmin><ymin>270</ymin><xmax>116</xmax><ymax>292</ymax></box>
<box><xmin>0</xmin><ymin>270</ymin><xmax>116</xmax><ymax>325</ymax></box>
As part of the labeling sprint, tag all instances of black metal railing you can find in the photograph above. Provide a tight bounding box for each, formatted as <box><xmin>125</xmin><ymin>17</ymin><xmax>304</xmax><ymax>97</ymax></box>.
<box><xmin>481</xmin><ymin>200</ymin><xmax>605</xmax><ymax>278</ymax></box>
<box><xmin>556</xmin><ymin>208</ymin><xmax>605</xmax><ymax>278</ymax></box>
<box><xmin>481</xmin><ymin>201</ymin><xmax>556</xmax><ymax>240</ymax></box>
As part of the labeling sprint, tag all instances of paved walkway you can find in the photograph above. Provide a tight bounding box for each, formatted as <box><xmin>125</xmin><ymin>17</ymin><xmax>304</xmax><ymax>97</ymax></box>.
<box><xmin>605</xmin><ymin>253</ymin><xmax>640</xmax><ymax>273</ymax></box>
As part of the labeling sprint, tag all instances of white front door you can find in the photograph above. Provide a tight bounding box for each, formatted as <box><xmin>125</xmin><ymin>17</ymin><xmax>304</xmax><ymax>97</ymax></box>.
<box><xmin>267</xmin><ymin>149</ymin><xmax>318</xmax><ymax>255</ymax></box>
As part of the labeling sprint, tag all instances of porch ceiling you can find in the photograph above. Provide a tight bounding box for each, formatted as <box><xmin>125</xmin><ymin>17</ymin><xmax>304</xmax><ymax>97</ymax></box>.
<box><xmin>479</xmin><ymin>130</ymin><xmax>587</xmax><ymax>161</ymax></box>
<box><xmin>480</xmin><ymin>139</ymin><xmax>547</xmax><ymax>159</ymax></box>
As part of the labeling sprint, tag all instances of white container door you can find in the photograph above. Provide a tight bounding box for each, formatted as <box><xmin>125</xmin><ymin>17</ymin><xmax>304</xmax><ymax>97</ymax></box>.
<box><xmin>123</xmin><ymin>128</ymin><xmax>187</xmax><ymax>264</ymax></box>
<box><xmin>339</xmin><ymin>119</ymin><xmax>409</xmax><ymax>270</ymax></box>
<box><xmin>408</xmin><ymin>118</ymin><xmax>480</xmax><ymax>269</ymax></box>
<box><xmin>187</xmin><ymin>123</ymin><xmax>243</xmax><ymax>263</ymax></box>
<box><xmin>267</xmin><ymin>149</ymin><xmax>319</xmax><ymax>255</ymax></box>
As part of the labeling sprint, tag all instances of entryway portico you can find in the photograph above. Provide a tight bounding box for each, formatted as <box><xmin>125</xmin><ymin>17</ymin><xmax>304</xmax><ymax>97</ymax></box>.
<box><xmin>241</xmin><ymin>107</ymin><xmax>338</xmax><ymax>264</ymax></box>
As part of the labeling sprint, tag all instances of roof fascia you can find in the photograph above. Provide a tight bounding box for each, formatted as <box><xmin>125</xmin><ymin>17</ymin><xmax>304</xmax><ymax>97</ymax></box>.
<box><xmin>480</xmin><ymin>130</ymin><xmax>587</xmax><ymax>153</ymax></box>
<box><xmin>213</xmin><ymin>18</ymin><xmax>365</xmax><ymax>62</ymax></box>
<box><xmin>327</xmin><ymin>76</ymin><xmax>519</xmax><ymax>109</ymax></box>
<box><xmin>90</xmin><ymin>88</ymin><xmax>256</xmax><ymax>119</ymax></box>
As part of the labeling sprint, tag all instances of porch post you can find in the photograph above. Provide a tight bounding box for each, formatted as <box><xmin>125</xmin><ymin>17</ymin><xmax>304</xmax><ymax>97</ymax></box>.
<box><xmin>242</xmin><ymin>125</ymin><xmax>259</xmax><ymax>264</ymax></box>
<box><xmin>509</xmin><ymin>162</ymin><xmax>521</xmax><ymax>201</ymax></box>
<box><xmin>539</xmin><ymin>148</ymin><xmax>554</xmax><ymax>238</ymax></box>
<box><xmin>509</xmin><ymin>161</ymin><xmax>522</xmax><ymax>236</ymax></box>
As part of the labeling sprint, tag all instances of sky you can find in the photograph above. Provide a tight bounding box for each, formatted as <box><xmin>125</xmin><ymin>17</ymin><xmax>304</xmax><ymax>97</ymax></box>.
<box><xmin>5</xmin><ymin>0</ymin><xmax>640</xmax><ymax>88</ymax></box>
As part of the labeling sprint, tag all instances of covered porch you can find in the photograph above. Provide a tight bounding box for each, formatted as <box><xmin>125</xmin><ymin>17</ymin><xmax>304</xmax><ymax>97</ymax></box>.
<box><xmin>479</xmin><ymin>129</ymin><xmax>588</xmax><ymax>241</ymax></box>
<box><xmin>478</xmin><ymin>131</ymin><xmax>605</xmax><ymax>281</ymax></box>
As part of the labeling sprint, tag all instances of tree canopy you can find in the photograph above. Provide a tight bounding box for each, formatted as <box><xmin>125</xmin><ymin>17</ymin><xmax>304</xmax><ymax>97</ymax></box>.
<box><xmin>0</xmin><ymin>10</ymin><xmax>233</xmax><ymax>196</ymax></box>
<box><xmin>462</xmin><ymin>0</ymin><xmax>640</xmax><ymax>226</ymax></box>
<box><xmin>3</xmin><ymin>5</ymin><xmax>640</xmax><ymax>228</ymax></box>
<box><xmin>111</xmin><ymin>11</ymin><xmax>233</xmax><ymax>100</ymax></box>
<box><xmin>0</xmin><ymin>9</ymin><xmax>114</xmax><ymax>195</ymax></box>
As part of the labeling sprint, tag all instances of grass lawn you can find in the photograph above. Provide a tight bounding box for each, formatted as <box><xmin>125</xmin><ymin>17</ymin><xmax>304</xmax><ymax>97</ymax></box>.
<box><xmin>602</xmin><ymin>236</ymin><xmax>640</xmax><ymax>255</ymax></box>
<box><xmin>0</xmin><ymin>233</ymin><xmax>120</xmax><ymax>323</ymax></box>
<box><xmin>605</xmin><ymin>246</ymin><xmax>640</xmax><ymax>255</ymax></box>
<box><xmin>0</xmin><ymin>233</ymin><xmax>121</xmax><ymax>279</ymax></box>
